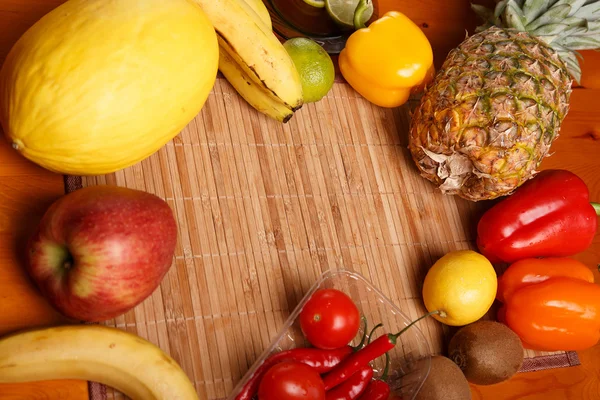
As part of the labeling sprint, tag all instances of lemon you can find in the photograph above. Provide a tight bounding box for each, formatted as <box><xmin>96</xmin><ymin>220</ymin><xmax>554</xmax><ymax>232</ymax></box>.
<box><xmin>422</xmin><ymin>250</ymin><xmax>497</xmax><ymax>326</ymax></box>
<box><xmin>283</xmin><ymin>38</ymin><xmax>335</xmax><ymax>103</ymax></box>
<box><xmin>326</xmin><ymin>0</ymin><xmax>373</xmax><ymax>30</ymax></box>
<box><xmin>303</xmin><ymin>0</ymin><xmax>326</xmax><ymax>8</ymax></box>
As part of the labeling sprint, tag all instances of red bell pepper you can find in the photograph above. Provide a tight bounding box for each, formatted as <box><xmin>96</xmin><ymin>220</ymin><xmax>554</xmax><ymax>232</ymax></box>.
<box><xmin>477</xmin><ymin>169</ymin><xmax>599</xmax><ymax>263</ymax></box>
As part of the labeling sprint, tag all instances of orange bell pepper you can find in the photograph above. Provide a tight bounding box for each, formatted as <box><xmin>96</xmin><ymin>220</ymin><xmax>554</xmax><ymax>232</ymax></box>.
<box><xmin>497</xmin><ymin>258</ymin><xmax>600</xmax><ymax>352</ymax></box>
<box><xmin>497</xmin><ymin>257</ymin><xmax>595</xmax><ymax>303</ymax></box>
<box><xmin>338</xmin><ymin>11</ymin><xmax>434</xmax><ymax>108</ymax></box>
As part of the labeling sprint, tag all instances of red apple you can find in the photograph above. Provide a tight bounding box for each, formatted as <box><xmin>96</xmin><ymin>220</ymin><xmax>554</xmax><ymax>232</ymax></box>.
<box><xmin>26</xmin><ymin>185</ymin><xmax>177</xmax><ymax>322</ymax></box>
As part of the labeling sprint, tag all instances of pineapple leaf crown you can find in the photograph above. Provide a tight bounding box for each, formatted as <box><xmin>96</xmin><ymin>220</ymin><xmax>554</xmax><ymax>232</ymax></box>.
<box><xmin>472</xmin><ymin>0</ymin><xmax>600</xmax><ymax>83</ymax></box>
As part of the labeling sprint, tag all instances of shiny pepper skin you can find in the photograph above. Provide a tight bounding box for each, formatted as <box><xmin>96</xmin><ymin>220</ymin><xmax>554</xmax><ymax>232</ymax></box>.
<box><xmin>497</xmin><ymin>257</ymin><xmax>600</xmax><ymax>352</ymax></box>
<box><xmin>339</xmin><ymin>11</ymin><xmax>434</xmax><ymax>108</ymax></box>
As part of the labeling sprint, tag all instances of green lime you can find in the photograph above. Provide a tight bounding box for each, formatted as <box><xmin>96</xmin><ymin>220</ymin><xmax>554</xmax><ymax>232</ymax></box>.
<box><xmin>284</xmin><ymin>38</ymin><xmax>335</xmax><ymax>103</ymax></box>
<box><xmin>302</xmin><ymin>0</ymin><xmax>326</xmax><ymax>8</ymax></box>
<box><xmin>325</xmin><ymin>0</ymin><xmax>373</xmax><ymax>30</ymax></box>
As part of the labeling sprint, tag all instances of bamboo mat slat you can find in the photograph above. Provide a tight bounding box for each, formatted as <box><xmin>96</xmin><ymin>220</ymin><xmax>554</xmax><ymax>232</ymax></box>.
<box><xmin>68</xmin><ymin>78</ymin><xmax>579</xmax><ymax>400</ymax></box>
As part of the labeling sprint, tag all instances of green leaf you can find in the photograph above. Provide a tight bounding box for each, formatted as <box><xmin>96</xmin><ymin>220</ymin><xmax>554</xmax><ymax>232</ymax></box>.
<box><xmin>560</xmin><ymin>34</ymin><xmax>600</xmax><ymax>49</ymax></box>
<box><xmin>573</xmin><ymin>3</ymin><xmax>600</xmax><ymax>20</ymax></box>
<box><xmin>528</xmin><ymin>4</ymin><xmax>571</xmax><ymax>30</ymax></box>
<box><xmin>495</xmin><ymin>0</ymin><xmax>509</xmax><ymax>19</ymax></box>
<box><xmin>522</xmin><ymin>0</ymin><xmax>552</xmax><ymax>25</ymax></box>
<box><xmin>533</xmin><ymin>17</ymin><xmax>587</xmax><ymax>37</ymax></box>
<box><xmin>566</xmin><ymin>0</ymin><xmax>588</xmax><ymax>16</ymax></box>
<box><xmin>533</xmin><ymin>23</ymin><xmax>571</xmax><ymax>36</ymax></box>
<box><xmin>561</xmin><ymin>16</ymin><xmax>587</xmax><ymax>28</ymax></box>
<box><xmin>471</xmin><ymin>4</ymin><xmax>494</xmax><ymax>23</ymax></box>
<box><xmin>553</xmin><ymin>0</ymin><xmax>586</xmax><ymax>16</ymax></box>
<box><xmin>553</xmin><ymin>25</ymin><xmax>588</xmax><ymax>44</ymax></box>
<box><xmin>505</xmin><ymin>0</ymin><xmax>528</xmax><ymax>30</ymax></box>
<box><xmin>557</xmin><ymin>50</ymin><xmax>581</xmax><ymax>83</ymax></box>
<box><xmin>587</xmin><ymin>20</ymin><xmax>600</xmax><ymax>30</ymax></box>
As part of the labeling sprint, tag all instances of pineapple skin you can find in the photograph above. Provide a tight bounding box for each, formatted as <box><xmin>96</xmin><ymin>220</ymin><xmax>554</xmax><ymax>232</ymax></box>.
<box><xmin>409</xmin><ymin>27</ymin><xmax>572</xmax><ymax>202</ymax></box>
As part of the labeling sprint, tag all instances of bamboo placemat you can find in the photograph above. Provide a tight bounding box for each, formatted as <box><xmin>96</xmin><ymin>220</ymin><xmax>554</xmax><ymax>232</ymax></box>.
<box><xmin>65</xmin><ymin>78</ymin><xmax>579</xmax><ymax>400</ymax></box>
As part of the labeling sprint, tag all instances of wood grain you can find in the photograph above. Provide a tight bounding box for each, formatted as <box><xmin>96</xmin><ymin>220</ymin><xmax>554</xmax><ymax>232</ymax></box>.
<box><xmin>77</xmin><ymin>79</ymin><xmax>599</xmax><ymax>400</ymax></box>
<box><xmin>0</xmin><ymin>0</ymin><xmax>599</xmax><ymax>400</ymax></box>
<box><xmin>0</xmin><ymin>0</ymin><xmax>88</xmax><ymax>398</ymax></box>
<box><xmin>0</xmin><ymin>380</ymin><xmax>88</xmax><ymax>400</ymax></box>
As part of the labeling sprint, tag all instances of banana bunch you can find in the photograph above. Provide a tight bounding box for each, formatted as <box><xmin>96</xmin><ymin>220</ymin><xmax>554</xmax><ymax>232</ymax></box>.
<box><xmin>0</xmin><ymin>325</ymin><xmax>198</xmax><ymax>400</ymax></box>
<box><xmin>193</xmin><ymin>0</ymin><xmax>304</xmax><ymax>123</ymax></box>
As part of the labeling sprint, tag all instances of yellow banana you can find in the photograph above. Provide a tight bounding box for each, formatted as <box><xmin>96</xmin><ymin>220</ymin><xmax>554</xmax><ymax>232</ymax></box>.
<box><xmin>240</xmin><ymin>0</ymin><xmax>272</xmax><ymax>29</ymax></box>
<box><xmin>219</xmin><ymin>45</ymin><xmax>293</xmax><ymax>122</ymax></box>
<box><xmin>0</xmin><ymin>325</ymin><xmax>198</xmax><ymax>400</ymax></box>
<box><xmin>192</xmin><ymin>0</ymin><xmax>303</xmax><ymax>111</ymax></box>
<box><xmin>218</xmin><ymin>36</ymin><xmax>300</xmax><ymax>114</ymax></box>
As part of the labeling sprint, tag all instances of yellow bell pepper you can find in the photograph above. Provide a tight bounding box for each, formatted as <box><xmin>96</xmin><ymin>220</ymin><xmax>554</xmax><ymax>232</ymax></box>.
<box><xmin>339</xmin><ymin>11</ymin><xmax>434</xmax><ymax>108</ymax></box>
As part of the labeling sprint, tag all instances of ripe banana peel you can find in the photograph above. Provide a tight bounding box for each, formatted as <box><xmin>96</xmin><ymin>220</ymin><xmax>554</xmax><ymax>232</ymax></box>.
<box><xmin>240</xmin><ymin>0</ymin><xmax>272</xmax><ymax>30</ymax></box>
<box><xmin>219</xmin><ymin>46</ymin><xmax>293</xmax><ymax>122</ymax></box>
<box><xmin>192</xmin><ymin>0</ymin><xmax>304</xmax><ymax>121</ymax></box>
<box><xmin>0</xmin><ymin>325</ymin><xmax>198</xmax><ymax>400</ymax></box>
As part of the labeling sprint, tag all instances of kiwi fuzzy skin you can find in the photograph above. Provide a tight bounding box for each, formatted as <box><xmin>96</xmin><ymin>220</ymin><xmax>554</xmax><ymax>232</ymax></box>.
<box><xmin>415</xmin><ymin>356</ymin><xmax>472</xmax><ymax>400</ymax></box>
<box><xmin>448</xmin><ymin>321</ymin><xmax>524</xmax><ymax>386</ymax></box>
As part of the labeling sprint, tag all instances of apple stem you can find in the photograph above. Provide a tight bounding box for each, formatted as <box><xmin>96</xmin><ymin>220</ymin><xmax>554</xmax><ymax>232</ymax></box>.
<box><xmin>62</xmin><ymin>253</ymin><xmax>74</xmax><ymax>270</ymax></box>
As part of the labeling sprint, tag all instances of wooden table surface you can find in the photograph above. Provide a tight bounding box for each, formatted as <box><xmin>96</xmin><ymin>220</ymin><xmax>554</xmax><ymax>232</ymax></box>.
<box><xmin>1</xmin><ymin>1</ymin><xmax>599</xmax><ymax>399</ymax></box>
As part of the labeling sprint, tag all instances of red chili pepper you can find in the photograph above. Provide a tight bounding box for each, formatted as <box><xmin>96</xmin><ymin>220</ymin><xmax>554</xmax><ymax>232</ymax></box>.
<box><xmin>326</xmin><ymin>365</ymin><xmax>374</xmax><ymax>400</ymax></box>
<box><xmin>236</xmin><ymin>316</ymin><xmax>369</xmax><ymax>400</ymax></box>
<box><xmin>359</xmin><ymin>380</ymin><xmax>390</xmax><ymax>400</ymax></box>
<box><xmin>235</xmin><ymin>346</ymin><xmax>353</xmax><ymax>400</ymax></box>
<box><xmin>359</xmin><ymin>353</ymin><xmax>391</xmax><ymax>400</ymax></box>
<box><xmin>323</xmin><ymin>312</ymin><xmax>435</xmax><ymax>391</ymax></box>
<box><xmin>477</xmin><ymin>169</ymin><xmax>599</xmax><ymax>264</ymax></box>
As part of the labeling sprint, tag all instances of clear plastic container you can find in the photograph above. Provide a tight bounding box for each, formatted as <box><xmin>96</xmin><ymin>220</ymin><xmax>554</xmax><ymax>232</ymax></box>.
<box><xmin>228</xmin><ymin>270</ymin><xmax>432</xmax><ymax>400</ymax></box>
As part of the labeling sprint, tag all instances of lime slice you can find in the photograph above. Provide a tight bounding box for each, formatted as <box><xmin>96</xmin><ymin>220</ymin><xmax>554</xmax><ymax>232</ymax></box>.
<box><xmin>303</xmin><ymin>0</ymin><xmax>326</xmax><ymax>8</ymax></box>
<box><xmin>325</xmin><ymin>0</ymin><xmax>373</xmax><ymax>30</ymax></box>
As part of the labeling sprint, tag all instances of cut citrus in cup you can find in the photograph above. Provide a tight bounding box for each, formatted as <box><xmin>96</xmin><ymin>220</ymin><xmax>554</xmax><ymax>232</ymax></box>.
<box><xmin>303</xmin><ymin>0</ymin><xmax>326</xmax><ymax>8</ymax></box>
<box><xmin>325</xmin><ymin>0</ymin><xmax>373</xmax><ymax>30</ymax></box>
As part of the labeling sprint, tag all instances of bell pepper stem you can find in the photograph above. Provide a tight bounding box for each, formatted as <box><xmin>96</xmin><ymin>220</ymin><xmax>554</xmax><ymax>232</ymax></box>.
<box><xmin>592</xmin><ymin>202</ymin><xmax>600</xmax><ymax>215</ymax></box>
<box><xmin>353</xmin><ymin>0</ymin><xmax>370</xmax><ymax>30</ymax></box>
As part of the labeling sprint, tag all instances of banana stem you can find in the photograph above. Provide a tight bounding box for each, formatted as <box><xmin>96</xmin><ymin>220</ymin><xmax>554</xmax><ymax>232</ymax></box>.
<box><xmin>353</xmin><ymin>0</ymin><xmax>371</xmax><ymax>30</ymax></box>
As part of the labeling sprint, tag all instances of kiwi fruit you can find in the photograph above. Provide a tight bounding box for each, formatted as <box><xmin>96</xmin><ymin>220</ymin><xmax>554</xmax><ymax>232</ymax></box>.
<box><xmin>448</xmin><ymin>320</ymin><xmax>524</xmax><ymax>385</ymax></box>
<box><xmin>415</xmin><ymin>355</ymin><xmax>472</xmax><ymax>400</ymax></box>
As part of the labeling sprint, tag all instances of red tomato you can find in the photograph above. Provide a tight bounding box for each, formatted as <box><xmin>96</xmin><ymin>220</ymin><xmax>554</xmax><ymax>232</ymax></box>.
<box><xmin>300</xmin><ymin>288</ymin><xmax>360</xmax><ymax>349</ymax></box>
<box><xmin>258</xmin><ymin>361</ymin><xmax>325</xmax><ymax>400</ymax></box>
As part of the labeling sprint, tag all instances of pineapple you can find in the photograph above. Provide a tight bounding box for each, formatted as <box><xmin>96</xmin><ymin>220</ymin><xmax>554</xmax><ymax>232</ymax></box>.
<box><xmin>408</xmin><ymin>0</ymin><xmax>600</xmax><ymax>202</ymax></box>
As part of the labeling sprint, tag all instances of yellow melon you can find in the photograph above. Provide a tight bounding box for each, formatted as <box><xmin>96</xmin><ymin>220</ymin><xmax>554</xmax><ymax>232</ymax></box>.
<box><xmin>0</xmin><ymin>0</ymin><xmax>218</xmax><ymax>175</ymax></box>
